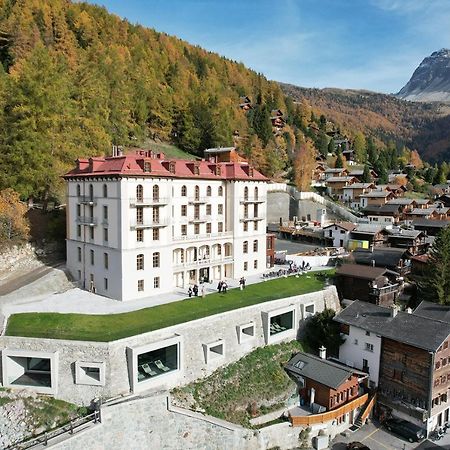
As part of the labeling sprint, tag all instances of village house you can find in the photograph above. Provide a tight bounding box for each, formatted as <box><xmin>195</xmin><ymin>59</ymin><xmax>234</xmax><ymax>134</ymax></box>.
<box><xmin>335</xmin><ymin>264</ymin><xmax>401</xmax><ymax>306</ymax></box>
<box><xmin>362</xmin><ymin>204</ymin><xmax>403</xmax><ymax>225</ymax></box>
<box><xmin>326</xmin><ymin>176</ymin><xmax>357</xmax><ymax>199</ymax></box>
<box><xmin>239</xmin><ymin>95</ymin><xmax>252</xmax><ymax>110</ymax></box>
<box><xmin>342</xmin><ymin>182</ymin><xmax>375</xmax><ymax>209</ymax></box>
<box><xmin>204</xmin><ymin>146</ymin><xmax>247</xmax><ymax>163</ymax></box>
<box><xmin>376</xmin><ymin>184</ymin><xmax>407</xmax><ymax>197</ymax></box>
<box><xmin>386</xmin><ymin>198</ymin><xmax>417</xmax><ymax>215</ymax></box>
<box><xmin>348</xmin><ymin>224</ymin><xmax>387</xmax><ymax>250</ymax></box>
<box><xmin>270</xmin><ymin>109</ymin><xmax>286</xmax><ymax>134</ymax></box>
<box><xmin>335</xmin><ymin>300</ymin><xmax>450</xmax><ymax>435</ymax></box>
<box><xmin>410</xmin><ymin>254</ymin><xmax>429</xmax><ymax>277</ymax></box>
<box><xmin>412</xmin><ymin>219</ymin><xmax>450</xmax><ymax>236</ymax></box>
<box><xmin>322</xmin><ymin>222</ymin><xmax>357</xmax><ymax>248</ymax></box>
<box><xmin>324</xmin><ymin>167</ymin><xmax>348</xmax><ymax>180</ymax></box>
<box><xmin>359</xmin><ymin>191</ymin><xmax>396</xmax><ymax>208</ymax></box>
<box><xmin>406</xmin><ymin>207</ymin><xmax>439</xmax><ymax>221</ymax></box>
<box><xmin>348</xmin><ymin>168</ymin><xmax>378</xmax><ymax>183</ymax></box>
<box><xmin>437</xmin><ymin>194</ymin><xmax>450</xmax><ymax>207</ymax></box>
<box><xmin>285</xmin><ymin>348</ymin><xmax>366</xmax><ymax>412</ymax></box>
<box><xmin>414</xmin><ymin>199</ymin><xmax>434</xmax><ymax>209</ymax></box>
<box><xmin>385</xmin><ymin>229</ymin><xmax>428</xmax><ymax>256</ymax></box>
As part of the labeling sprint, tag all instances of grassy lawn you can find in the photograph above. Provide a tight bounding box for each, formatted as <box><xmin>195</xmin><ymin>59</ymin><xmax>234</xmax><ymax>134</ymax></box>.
<box><xmin>6</xmin><ymin>271</ymin><xmax>333</xmax><ymax>342</ymax></box>
<box><xmin>172</xmin><ymin>340</ymin><xmax>304</xmax><ymax>427</ymax></box>
<box><xmin>145</xmin><ymin>141</ymin><xmax>196</xmax><ymax>160</ymax></box>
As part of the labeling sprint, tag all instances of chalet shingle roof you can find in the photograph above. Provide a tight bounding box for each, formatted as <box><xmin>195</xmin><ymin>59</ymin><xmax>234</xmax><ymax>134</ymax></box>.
<box><xmin>361</xmin><ymin>191</ymin><xmax>393</xmax><ymax>198</ymax></box>
<box><xmin>413</xmin><ymin>301</ymin><xmax>450</xmax><ymax>324</ymax></box>
<box><xmin>386</xmin><ymin>229</ymin><xmax>423</xmax><ymax>239</ymax></box>
<box><xmin>413</xmin><ymin>219</ymin><xmax>450</xmax><ymax>229</ymax></box>
<box><xmin>387</xmin><ymin>198</ymin><xmax>416</xmax><ymax>205</ymax></box>
<box><xmin>327</xmin><ymin>176</ymin><xmax>355</xmax><ymax>182</ymax></box>
<box><xmin>334</xmin><ymin>301</ymin><xmax>450</xmax><ymax>352</ymax></box>
<box><xmin>285</xmin><ymin>352</ymin><xmax>354</xmax><ymax>389</ymax></box>
<box><xmin>409</xmin><ymin>208</ymin><xmax>436</xmax><ymax>215</ymax></box>
<box><xmin>336</xmin><ymin>264</ymin><xmax>389</xmax><ymax>280</ymax></box>
<box><xmin>343</xmin><ymin>183</ymin><xmax>374</xmax><ymax>189</ymax></box>
<box><xmin>351</xmin><ymin>247</ymin><xmax>407</xmax><ymax>270</ymax></box>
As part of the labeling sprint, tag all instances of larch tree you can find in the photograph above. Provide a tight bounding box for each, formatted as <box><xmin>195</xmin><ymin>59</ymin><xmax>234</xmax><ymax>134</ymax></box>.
<box><xmin>295</xmin><ymin>140</ymin><xmax>316</xmax><ymax>192</ymax></box>
<box><xmin>352</xmin><ymin>132</ymin><xmax>366</xmax><ymax>163</ymax></box>
<box><xmin>0</xmin><ymin>188</ymin><xmax>30</xmax><ymax>245</ymax></box>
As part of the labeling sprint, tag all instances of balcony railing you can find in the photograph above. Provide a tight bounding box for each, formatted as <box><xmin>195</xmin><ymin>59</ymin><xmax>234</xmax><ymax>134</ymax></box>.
<box><xmin>77</xmin><ymin>216</ymin><xmax>97</xmax><ymax>226</ymax></box>
<box><xmin>173</xmin><ymin>256</ymin><xmax>234</xmax><ymax>270</ymax></box>
<box><xmin>240</xmin><ymin>197</ymin><xmax>264</xmax><ymax>204</ymax></box>
<box><xmin>172</xmin><ymin>231</ymin><xmax>233</xmax><ymax>242</ymax></box>
<box><xmin>79</xmin><ymin>196</ymin><xmax>97</xmax><ymax>205</ymax></box>
<box><xmin>369</xmin><ymin>283</ymin><xmax>400</xmax><ymax>296</ymax></box>
<box><xmin>188</xmin><ymin>197</ymin><xmax>207</xmax><ymax>204</ymax></box>
<box><xmin>240</xmin><ymin>215</ymin><xmax>265</xmax><ymax>222</ymax></box>
<box><xmin>130</xmin><ymin>198</ymin><xmax>168</xmax><ymax>207</ymax></box>
<box><xmin>189</xmin><ymin>215</ymin><xmax>211</xmax><ymax>223</ymax></box>
<box><xmin>130</xmin><ymin>219</ymin><xmax>168</xmax><ymax>229</ymax></box>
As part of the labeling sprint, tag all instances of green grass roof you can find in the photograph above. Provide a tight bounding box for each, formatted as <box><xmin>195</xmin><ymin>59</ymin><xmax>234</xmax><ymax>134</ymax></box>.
<box><xmin>5</xmin><ymin>272</ymin><xmax>332</xmax><ymax>342</ymax></box>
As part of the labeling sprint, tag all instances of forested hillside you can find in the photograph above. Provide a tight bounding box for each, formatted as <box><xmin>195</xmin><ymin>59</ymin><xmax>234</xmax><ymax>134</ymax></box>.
<box><xmin>0</xmin><ymin>0</ymin><xmax>306</xmax><ymax>202</ymax></box>
<box><xmin>281</xmin><ymin>84</ymin><xmax>450</xmax><ymax>162</ymax></box>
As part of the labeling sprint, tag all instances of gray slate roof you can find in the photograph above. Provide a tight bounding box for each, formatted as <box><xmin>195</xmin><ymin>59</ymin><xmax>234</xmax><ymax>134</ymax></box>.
<box><xmin>413</xmin><ymin>219</ymin><xmax>450</xmax><ymax>229</ymax></box>
<box><xmin>351</xmin><ymin>247</ymin><xmax>407</xmax><ymax>269</ymax></box>
<box><xmin>413</xmin><ymin>301</ymin><xmax>450</xmax><ymax>324</ymax></box>
<box><xmin>285</xmin><ymin>352</ymin><xmax>353</xmax><ymax>389</ymax></box>
<box><xmin>387</xmin><ymin>198</ymin><xmax>416</xmax><ymax>205</ymax></box>
<box><xmin>335</xmin><ymin>301</ymin><xmax>450</xmax><ymax>352</ymax></box>
<box><xmin>361</xmin><ymin>191</ymin><xmax>392</xmax><ymax>198</ymax></box>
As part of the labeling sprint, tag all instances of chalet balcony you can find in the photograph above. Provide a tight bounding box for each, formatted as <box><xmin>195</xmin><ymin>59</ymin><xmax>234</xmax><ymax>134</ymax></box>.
<box><xmin>130</xmin><ymin>219</ymin><xmax>168</xmax><ymax>229</ymax></box>
<box><xmin>173</xmin><ymin>255</ymin><xmax>234</xmax><ymax>271</ymax></box>
<box><xmin>172</xmin><ymin>231</ymin><xmax>233</xmax><ymax>242</ymax></box>
<box><xmin>188</xmin><ymin>197</ymin><xmax>207</xmax><ymax>204</ymax></box>
<box><xmin>76</xmin><ymin>216</ymin><xmax>97</xmax><ymax>226</ymax></box>
<box><xmin>79</xmin><ymin>196</ymin><xmax>97</xmax><ymax>206</ymax></box>
<box><xmin>239</xmin><ymin>197</ymin><xmax>265</xmax><ymax>204</ymax></box>
<box><xmin>130</xmin><ymin>198</ymin><xmax>168</xmax><ymax>207</ymax></box>
<box><xmin>369</xmin><ymin>283</ymin><xmax>400</xmax><ymax>296</ymax></box>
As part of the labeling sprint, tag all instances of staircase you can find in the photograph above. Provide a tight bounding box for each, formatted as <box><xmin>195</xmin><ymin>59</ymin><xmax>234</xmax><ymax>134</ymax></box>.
<box><xmin>353</xmin><ymin>392</ymin><xmax>377</xmax><ymax>430</ymax></box>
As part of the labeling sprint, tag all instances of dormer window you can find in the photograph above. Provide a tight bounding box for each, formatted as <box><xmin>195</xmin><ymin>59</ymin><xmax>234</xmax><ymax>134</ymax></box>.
<box><xmin>215</xmin><ymin>165</ymin><xmax>222</xmax><ymax>176</ymax></box>
<box><xmin>248</xmin><ymin>166</ymin><xmax>254</xmax><ymax>177</ymax></box>
<box><xmin>143</xmin><ymin>161</ymin><xmax>151</xmax><ymax>173</ymax></box>
<box><xmin>169</xmin><ymin>162</ymin><xmax>176</xmax><ymax>174</ymax></box>
<box><xmin>194</xmin><ymin>164</ymin><xmax>200</xmax><ymax>175</ymax></box>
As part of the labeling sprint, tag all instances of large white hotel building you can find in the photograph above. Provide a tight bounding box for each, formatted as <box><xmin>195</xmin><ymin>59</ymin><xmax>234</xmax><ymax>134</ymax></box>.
<box><xmin>64</xmin><ymin>150</ymin><xmax>268</xmax><ymax>301</ymax></box>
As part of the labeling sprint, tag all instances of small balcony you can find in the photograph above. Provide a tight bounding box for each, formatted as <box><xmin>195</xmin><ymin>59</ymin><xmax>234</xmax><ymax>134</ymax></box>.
<box><xmin>240</xmin><ymin>215</ymin><xmax>265</xmax><ymax>222</ymax></box>
<box><xmin>130</xmin><ymin>198</ymin><xmax>168</xmax><ymax>207</ymax></box>
<box><xmin>172</xmin><ymin>231</ymin><xmax>233</xmax><ymax>242</ymax></box>
<box><xmin>173</xmin><ymin>256</ymin><xmax>234</xmax><ymax>270</ymax></box>
<box><xmin>189</xmin><ymin>215</ymin><xmax>211</xmax><ymax>224</ymax></box>
<box><xmin>79</xmin><ymin>196</ymin><xmax>97</xmax><ymax>206</ymax></box>
<box><xmin>239</xmin><ymin>197</ymin><xmax>264</xmax><ymax>204</ymax></box>
<box><xmin>188</xmin><ymin>197</ymin><xmax>207</xmax><ymax>204</ymax></box>
<box><xmin>77</xmin><ymin>216</ymin><xmax>97</xmax><ymax>226</ymax></box>
<box><xmin>130</xmin><ymin>219</ymin><xmax>168</xmax><ymax>229</ymax></box>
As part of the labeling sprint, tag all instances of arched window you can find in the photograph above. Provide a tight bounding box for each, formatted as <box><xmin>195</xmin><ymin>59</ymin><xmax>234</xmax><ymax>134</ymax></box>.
<box><xmin>153</xmin><ymin>252</ymin><xmax>160</xmax><ymax>268</ymax></box>
<box><xmin>243</xmin><ymin>241</ymin><xmax>248</xmax><ymax>253</ymax></box>
<box><xmin>89</xmin><ymin>184</ymin><xmax>94</xmax><ymax>200</ymax></box>
<box><xmin>244</xmin><ymin>187</ymin><xmax>249</xmax><ymax>200</ymax></box>
<box><xmin>218</xmin><ymin>186</ymin><xmax>223</xmax><ymax>196</ymax></box>
<box><xmin>195</xmin><ymin>185</ymin><xmax>200</xmax><ymax>200</ymax></box>
<box><xmin>76</xmin><ymin>184</ymin><xmax>81</xmax><ymax>197</ymax></box>
<box><xmin>253</xmin><ymin>240</ymin><xmax>258</xmax><ymax>252</ymax></box>
<box><xmin>181</xmin><ymin>185</ymin><xmax>187</xmax><ymax>196</ymax></box>
<box><xmin>153</xmin><ymin>185</ymin><xmax>159</xmax><ymax>201</ymax></box>
<box><xmin>207</xmin><ymin>186</ymin><xmax>211</xmax><ymax>196</ymax></box>
<box><xmin>136</xmin><ymin>254</ymin><xmax>144</xmax><ymax>270</ymax></box>
<box><xmin>103</xmin><ymin>184</ymin><xmax>108</xmax><ymax>198</ymax></box>
<box><xmin>136</xmin><ymin>185</ymin><xmax>143</xmax><ymax>202</ymax></box>
<box><xmin>254</xmin><ymin>186</ymin><xmax>258</xmax><ymax>200</ymax></box>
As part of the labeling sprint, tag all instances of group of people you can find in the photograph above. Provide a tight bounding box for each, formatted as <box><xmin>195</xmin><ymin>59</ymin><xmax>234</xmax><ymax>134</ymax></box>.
<box><xmin>217</xmin><ymin>280</ymin><xmax>228</xmax><ymax>293</ymax></box>
<box><xmin>187</xmin><ymin>283</ymin><xmax>205</xmax><ymax>298</ymax></box>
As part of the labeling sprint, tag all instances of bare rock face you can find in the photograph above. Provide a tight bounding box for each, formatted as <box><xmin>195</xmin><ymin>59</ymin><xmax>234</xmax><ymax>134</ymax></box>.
<box><xmin>397</xmin><ymin>49</ymin><xmax>450</xmax><ymax>102</ymax></box>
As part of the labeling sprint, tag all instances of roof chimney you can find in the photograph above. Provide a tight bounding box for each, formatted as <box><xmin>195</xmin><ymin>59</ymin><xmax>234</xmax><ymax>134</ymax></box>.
<box><xmin>390</xmin><ymin>304</ymin><xmax>399</xmax><ymax>318</ymax></box>
<box><xmin>319</xmin><ymin>346</ymin><xmax>327</xmax><ymax>360</ymax></box>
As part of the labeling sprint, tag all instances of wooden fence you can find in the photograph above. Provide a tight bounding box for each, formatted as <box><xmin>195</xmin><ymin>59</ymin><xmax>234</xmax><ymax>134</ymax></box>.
<box><xmin>360</xmin><ymin>393</ymin><xmax>377</xmax><ymax>423</ymax></box>
<box><xmin>289</xmin><ymin>393</ymin><xmax>369</xmax><ymax>427</ymax></box>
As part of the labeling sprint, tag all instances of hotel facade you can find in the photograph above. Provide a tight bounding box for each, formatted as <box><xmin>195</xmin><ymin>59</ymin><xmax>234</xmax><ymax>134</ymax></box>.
<box><xmin>64</xmin><ymin>150</ymin><xmax>268</xmax><ymax>301</ymax></box>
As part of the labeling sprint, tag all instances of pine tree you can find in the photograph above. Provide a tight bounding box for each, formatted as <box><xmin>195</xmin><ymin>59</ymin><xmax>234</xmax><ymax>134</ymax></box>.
<box><xmin>361</xmin><ymin>164</ymin><xmax>372</xmax><ymax>183</ymax></box>
<box><xmin>418</xmin><ymin>226</ymin><xmax>450</xmax><ymax>305</ymax></box>
<box><xmin>366</xmin><ymin>137</ymin><xmax>377</xmax><ymax>166</ymax></box>
<box><xmin>328</xmin><ymin>138</ymin><xmax>335</xmax><ymax>155</ymax></box>
<box><xmin>335</xmin><ymin>151</ymin><xmax>344</xmax><ymax>169</ymax></box>
<box><xmin>316</xmin><ymin>131</ymin><xmax>328</xmax><ymax>158</ymax></box>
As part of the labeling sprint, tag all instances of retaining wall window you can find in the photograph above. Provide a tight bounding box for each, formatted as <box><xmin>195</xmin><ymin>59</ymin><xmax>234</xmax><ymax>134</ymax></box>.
<box><xmin>75</xmin><ymin>361</ymin><xmax>106</xmax><ymax>386</ymax></box>
<box><xmin>203</xmin><ymin>340</ymin><xmax>225</xmax><ymax>364</ymax></box>
<box><xmin>302</xmin><ymin>303</ymin><xmax>316</xmax><ymax>318</ymax></box>
<box><xmin>262</xmin><ymin>305</ymin><xmax>297</xmax><ymax>344</ymax></box>
<box><xmin>137</xmin><ymin>344</ymin><xmax>179</xmax><ymax>382</ymax></box>
<box><xmin>237</xmin><ymin>322</ymin><xmax>255</xmax><ymax>344</ymax></box>
<box><xmin>269</xmin><ymin>311</ymin><xmax>294</xmax><ymax>336</ymax></box>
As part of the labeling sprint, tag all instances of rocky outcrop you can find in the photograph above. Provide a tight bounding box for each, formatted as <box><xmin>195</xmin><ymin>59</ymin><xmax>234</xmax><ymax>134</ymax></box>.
<box><xmin>397</xmin><ymin>49</ymin><xmax>450</xmax><ymax>102</ymax></box>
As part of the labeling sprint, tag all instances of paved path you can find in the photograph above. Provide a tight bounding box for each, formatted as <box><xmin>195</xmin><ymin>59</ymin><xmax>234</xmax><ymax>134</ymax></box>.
<box><xmin>0</xmin><ymin>265</ymin><xmax>55</xmax><ymax>296</ymax></box>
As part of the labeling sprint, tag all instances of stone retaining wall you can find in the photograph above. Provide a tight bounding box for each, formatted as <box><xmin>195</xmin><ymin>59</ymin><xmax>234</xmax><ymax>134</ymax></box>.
<box><xmin>0</xmin><ymin>287</ymin><xmax>340</xmax><ymax>405</ymax></box>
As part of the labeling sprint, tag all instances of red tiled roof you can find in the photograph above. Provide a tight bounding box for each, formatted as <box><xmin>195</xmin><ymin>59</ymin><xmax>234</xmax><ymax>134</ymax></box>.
<box><xmin>64</xmin><ymin>151</ymin><xmax>268</xmax><ymax>182</ymax></box>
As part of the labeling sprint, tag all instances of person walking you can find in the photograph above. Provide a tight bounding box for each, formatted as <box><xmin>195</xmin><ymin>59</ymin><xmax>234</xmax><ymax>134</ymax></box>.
<box><xmin>242</xmin><ymin>276</ymin><xmax>246</xmax><ymax>289</ymax></box>
<box><xmin>188</xmin><ymin>286</ymin><xmax>193</xmax><ymax>298</ymax></box>
<box><xmin>217</xmin><ymin>280</ymin><xmax>223</xmax><ymax>293</ymax></box>
<box><xmin>201</xmin><ymin>284</ymin><xmax>205</xmax><ymax>298</ymax></box>
<box><xmin>193</xmin><ymin>284</ymin><xmax>198</xmax><ymax>297</ymax></box>
<box><xmin>222</xmin><ymin>280</ymin><xmax>227</xmax><ymax>294</ymax></box>
<box><xmin>239</xmin><ymin>277</ymin><xmax>244</xmax><ymax>290</ymax></box>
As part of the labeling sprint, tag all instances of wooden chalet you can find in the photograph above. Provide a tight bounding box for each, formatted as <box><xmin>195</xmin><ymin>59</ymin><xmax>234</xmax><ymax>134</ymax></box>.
<box><xmin>348</xmin><ymin>225</ymin><xmax>387</xmax><ymax>249</ymax></box>
<box><xmin>285</xmin><ymin>350</ymin><xmax>366</xmax><ymax>412</ymax></box>
<box><xmin>270</xmin><ymin>109</ymin><xmax>286</xmax><ymax>133</ymax></box>
<box><xmin>359</xmin><ymin>191</ymin><xmax>396</xmax><ymax>208</ymax></box>
<box><xmin>204</xmin><ymin>147</ymin><xmax>247</xmax><ymax>163</ymax></box>
<box><xmin>412</xmin><ymin>219</ymin><xmax>450</xmax><ymax>236</ymax></box>
<box><xmin>350</xmin><ymin>247</ymin><xmax>411</xmax><ymax>276</ymax></box>
<box><xmin>239</xmin><ymin>96</ymin><xmax>252</xmax><ymax>110</ymax></box>
<box><xmin>336</xmin><ymin>264</ymin><xmax>401</xmax><ymax>306</ymax></box>
<box><xmin>348</xmin><ymin>168</ymin><xmax>378</xmax><ymax>182</ymax></box>
<box><xmin>385</xmin><ymin>229</ymin><xmax>428</xmax><ymax>256</ymax></box>
<box><xmin>326</xmin><ymin>176</ymin><xmax>357</xmax><ymax>199</ymax></box>
<box><xmin>363</xmin><ymin>204</ymin><xmax>403</xmax><ymax>225</ymax></box>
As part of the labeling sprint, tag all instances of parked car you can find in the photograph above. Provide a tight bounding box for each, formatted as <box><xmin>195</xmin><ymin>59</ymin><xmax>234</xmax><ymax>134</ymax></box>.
<box><xmin>346</xmin><ymin>442</ymin><xmax>370</xmax><ymax>450</ymax></box>
<box><xmin>384</xmin><ymin>418</ymin><xmax>425</xmax><ymax>443</ymax></box>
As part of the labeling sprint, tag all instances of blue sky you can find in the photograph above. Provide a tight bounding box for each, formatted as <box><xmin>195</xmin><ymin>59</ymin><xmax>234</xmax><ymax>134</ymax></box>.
<box><xmin>88</xmin><ymin>0</ymin><xmax>450</xmax><ymax>93</ymax></box>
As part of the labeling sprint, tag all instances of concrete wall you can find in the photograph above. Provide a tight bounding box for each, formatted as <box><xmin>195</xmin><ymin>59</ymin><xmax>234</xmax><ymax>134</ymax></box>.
<box><xmin>50</xmin><ymin>389</ymin><xmax>354</xmax><ymax>450</ymax></box>
<box><xmin>0</xmin><ymin>287</ymin><xmax>340</xmax><ymax>405</ymax></box>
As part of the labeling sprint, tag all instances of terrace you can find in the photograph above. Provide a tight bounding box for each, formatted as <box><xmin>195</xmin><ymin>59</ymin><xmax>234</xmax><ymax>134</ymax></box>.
<box><xmin>5</xmin><ymin>271</ymin><xmax>333</xmax><ymax>342</ymax></box>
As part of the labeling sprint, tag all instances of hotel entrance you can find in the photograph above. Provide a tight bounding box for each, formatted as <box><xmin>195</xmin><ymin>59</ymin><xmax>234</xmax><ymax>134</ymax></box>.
<box><xmin>199</xmin><ymin>267</ymin><xmax>210</xmax><ymax>283</ymax></box>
